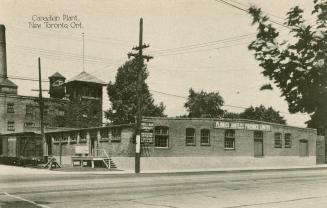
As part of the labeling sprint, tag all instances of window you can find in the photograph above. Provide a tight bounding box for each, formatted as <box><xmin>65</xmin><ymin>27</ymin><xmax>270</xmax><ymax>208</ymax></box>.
<box><xmin>111</xmin><ymin>128</ymin><xmax>121</xmax><ymax>142</ymax></box>
<box><xmin>70</xmin><ymin>132</ymin><xmax>77</xmax><ymax>143</ymax></box>
<box><xmin>26</xmin><ymin>105</ymin><xmax>33</xmax><ymax>115</ymax></box>
<box><xmin>200</xmin><ymin>129</ymin><xmax>210</xmax><ymax>145</ymax></box>
<box><xmin>7</xmin><ymin>121</ymin><xmax>15</xmax><ymax>131</ymax></box>
<box><xmin>79</xmin><ymin>131</ymin><xmax>87</xmax><ymax>143</ymax></box>
<box><xmin>154</xmin><ymin>126</ymin><xmax>169</xmax><ymax>148</ymax></box>
<box><xmin>53</xmin><ymin>80</ymin><xmax>64</xmax><ymax>87</ymax></box>
<box><xmin>24</xmin><ymin>122</ymin><xmax>35</xmax><ymax>128</ymax></box>
<box><xmin>224</xmin><ymin>130</ymin><xmax>235</xmax><ymax>149</ymax></box>
<box><xmin>62</xmin><ymin>134</ymin><xmax>68</xmax><ymax>143</ymax></box>
<box><xmin>100</xmin><ymin>128</ymin><xmax>109</xmax><ymax>139</ymax></box>
<box><xmin>7</xmin><ymin>103</ymin><xmax>14</xmax><ymax>113</ymax></box>
<box><xmin>274</xmin><ymin>133</ymin><xmax>282</xmax><ymax>148</ymax></box>
<box><xmin>285</xmin><ymin>133</ymin><xmax>292</xmax><ymax>148</ymax></box>
<box><xmin>186</xmin><ymin>128</ymin><xmax>196</xmax><ymax>145</ymax></box>
<box><xmin>57</xmin><ymin>109</ymin><xmax>65</xmax><ymax>116</ymax></box>
<box><xmin>53</xmin><ymin>135</ymin><xmax>60</xmax><ymax>144</ymax></box>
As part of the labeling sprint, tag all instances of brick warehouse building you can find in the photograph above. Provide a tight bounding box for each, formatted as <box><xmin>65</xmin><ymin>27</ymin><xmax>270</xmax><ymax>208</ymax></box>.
<box><xmin>5</xmin><ymin>117</ymin><xmax>315</xmax><ymax>171</ymax></box>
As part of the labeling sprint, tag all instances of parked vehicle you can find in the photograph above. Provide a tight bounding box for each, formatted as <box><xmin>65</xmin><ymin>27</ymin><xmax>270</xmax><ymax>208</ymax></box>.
<box><xmin>0</xmin><ymin>132</ymin><xmax>44</xmax><ymax>166</ymax></box>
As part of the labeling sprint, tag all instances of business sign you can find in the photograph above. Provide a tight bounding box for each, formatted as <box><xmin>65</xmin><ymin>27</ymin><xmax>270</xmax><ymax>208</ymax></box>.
<box><xmin>141</xmin><ymin>122</ymin><xmax>154</xmax><ymax>143</ymax></box>
<box><xmin>75</xmin><ymin>145</ymin><xmax>89</xmax><ymax>154</ymax></box>
<box><xmin>214</xmin><ymin>121</ymin><xmax>271</xmax><ymax>131</ymax></box>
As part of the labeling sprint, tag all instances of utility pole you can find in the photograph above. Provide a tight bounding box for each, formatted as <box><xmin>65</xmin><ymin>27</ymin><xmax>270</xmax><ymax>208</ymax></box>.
<box><xmin>128</xmin><ymin>18</ymin><xmax>153</xmax><ymax>173</ymax></box>
<box><xmin>38</xmin><ymin>57</ymin><xmax>46</xmax><ymax>158</ymax></box>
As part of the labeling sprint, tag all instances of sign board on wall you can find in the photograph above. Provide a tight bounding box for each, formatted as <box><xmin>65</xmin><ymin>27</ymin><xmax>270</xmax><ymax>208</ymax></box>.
<box><xmin>141</xmin><ymin>122</ymin><xmax>154</xmax><ymax>143</ymax></box>
<box><xmin>75</xmin><ymin>145</ymin><xmax>89</xmax><ymax>154</ymax></box>
<box><xmin>214</xmin><ymin>121</ymin><xmax>271</xmax><ymax>131</ymax></box>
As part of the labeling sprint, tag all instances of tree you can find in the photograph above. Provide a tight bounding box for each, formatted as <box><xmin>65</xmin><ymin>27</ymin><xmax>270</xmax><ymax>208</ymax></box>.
<box><xmin>105</xmin><ymin>59</ymin><xmax>165</xmax><ymax>124</ymax></box>
<box><xmin>223</xmin><ymin>111</ymin><xmax>240</xmax><ymax>119</ymax></box>
<box><xmin>222</xmin><ymin>106</ymin><xmax>285</xmax><ymax>124</ymax></box>
<box><xmin>184</xmin><ymin>88</ymin><xmax>224</xmax><ymax>118</ymax></box>
<box><xmin>248</xmin><ymin>1</ymin><xmax>327</xmax><ymax>134</ymax></box>
<box><xmin>239</xmin><ymin>105</ymin><xmax>286</xmax><ymax>124</ymax></box>
<box><xmin>249</xmin><ymin>0</ymin><xmax>327</xmax><ymax>133</ymax></box>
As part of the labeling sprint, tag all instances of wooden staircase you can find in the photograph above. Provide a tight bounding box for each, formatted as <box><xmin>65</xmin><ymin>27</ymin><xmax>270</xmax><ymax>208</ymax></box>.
<box><xmin>96</xmin><ymin>148</ymin><xmax>117</xmax><ymax>170</ymax></box>
<box><xmin>103</xmin><ymin>158</ymin><xmax>117</xmax><ymax>169</ymax></box>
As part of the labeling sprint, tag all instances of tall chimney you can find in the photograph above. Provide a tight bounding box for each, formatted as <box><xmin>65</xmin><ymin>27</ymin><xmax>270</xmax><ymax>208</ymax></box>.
<box><xmin>0</xmin><ymin>25</ymin><xmax>7</xmax><ymax>82</ymax></box>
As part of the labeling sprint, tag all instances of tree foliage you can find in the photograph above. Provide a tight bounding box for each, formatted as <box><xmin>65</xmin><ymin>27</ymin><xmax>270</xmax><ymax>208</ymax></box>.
<box><xmin>105</xmin><ymin>59</ymin><xmax>165</xmax><ymax>124</ymax></box>
<box><xmin>184</xmin><ymin>88</ymin><xmax>224</xmax><ymax>118</ymax></box>
<box><xmin>239</xmin><ymin>105</ymin><xmax>286</xmax><ymax>124</ymax></box>
<box><xmin>248</xmin><ymin>1</ymin><xmax>327</xmax><ymax>133</ymax></box>
<box><xmin>223</xmin><ymin>105</ymin><xmax>286</xmax><ymax>124</ymax></box>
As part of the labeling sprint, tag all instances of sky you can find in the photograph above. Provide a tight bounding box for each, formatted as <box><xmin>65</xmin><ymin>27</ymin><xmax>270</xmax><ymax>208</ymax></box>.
<box><xmin>0</xmin><ymin>0</ymin><xmax>316</xmax><ymax>127</ymax></box>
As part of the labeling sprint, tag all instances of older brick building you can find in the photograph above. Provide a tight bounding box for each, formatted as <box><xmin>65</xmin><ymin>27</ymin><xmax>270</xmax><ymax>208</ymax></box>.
<box><xmin>0</xmin><ymin>24</ymin><xmax>106</xmax><ymax>136</ymax></box>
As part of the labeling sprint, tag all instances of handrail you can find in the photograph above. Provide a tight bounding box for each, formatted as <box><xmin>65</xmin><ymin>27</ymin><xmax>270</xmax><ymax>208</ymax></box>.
<box><xmin>95</xmin><ymin>148</ymin><xmax>110</xmax><ymax>159</ymax></box>
<box><xmin>95</xmin><ymin>148</ymin><xmax>111</xmax><ymax>169</ymax></box>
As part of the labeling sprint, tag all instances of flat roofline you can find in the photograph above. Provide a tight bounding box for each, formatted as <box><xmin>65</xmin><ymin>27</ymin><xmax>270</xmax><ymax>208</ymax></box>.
<box><xmin>45</xmin><ymin>123</ymin><xmax>135</xmax><ymax>134</ymax></box>
<box><xmin>0</xmin><ymin>132</ymin><xmax>41</xmax><ymax>137</ymax></box>
<box><xmin>1</xmin><ymin>124</ymin><xmax>135</xmax><ymax>136</ymax></box>
<box><xmin>142</xmin><ymin>117</ymin><xmax>317</xmax><ymax>132</ymax></box>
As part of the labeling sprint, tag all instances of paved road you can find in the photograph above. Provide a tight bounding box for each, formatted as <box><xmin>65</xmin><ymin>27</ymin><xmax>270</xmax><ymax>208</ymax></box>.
<box><xmin>1</xmin><ymin>169</ymin><xmax>327</xmax><ymax>208</ymax></box>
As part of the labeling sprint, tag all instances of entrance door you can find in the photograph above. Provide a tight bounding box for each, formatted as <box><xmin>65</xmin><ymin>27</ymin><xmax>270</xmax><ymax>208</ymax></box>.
<box><xmin>299</xmin><ymin>140</ymin><xmax>308</xmax><ymax>157</ymax></box>
<box><xmin>90</xmin><ymin>138</ymin><xmax>95</xmax><ymax>156</ymax></box>
<box><xmin>47</xmin><ymin>137</ymin><xmax>52</xmax><ymax>156</ymax></box>
<box><xmin>254</xmin><ymin>139</ymin><xmax>263</xmax><ymax>157</ymax></box>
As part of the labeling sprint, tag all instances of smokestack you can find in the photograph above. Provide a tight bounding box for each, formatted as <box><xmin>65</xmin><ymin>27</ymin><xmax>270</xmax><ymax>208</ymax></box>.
<box><xmin>0</xmin><ymin>25</ymin><xmax>17</xmax><ymax>94</ymax></box>
<box><xmin>0</xmin><ymin>25</ymin><xmax>7</xmax><ymax>82</ymax></box>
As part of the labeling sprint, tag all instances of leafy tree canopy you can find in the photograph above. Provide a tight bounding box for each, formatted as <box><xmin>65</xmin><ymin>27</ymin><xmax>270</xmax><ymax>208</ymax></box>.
<box><xmin>248</xmin><ymin>1</ymin><xmax>327</xmax><ymax>133</ymax></box>
<box><xmin>223</xmin><ymin>111</ymin><xmax>240</xmax><ymax>119</ymax></box>
<box><xmin>105</xmin><ymin>59</ymin><xmax>165</xmax><ymax>124</ymax></box>
<box><xmin>239</xmin><ymin>105</ymin><xmax>286</xmax><ymax>124</ymax></box>
<box><xmin>184</xmin><ymin>88</ymin><xmax>224</xmax><ymax>118</ymax></box>
<box><xmin>223</xmin><ymin>105</ymin><xmax>286</xmax><ymax>124</ymax></box>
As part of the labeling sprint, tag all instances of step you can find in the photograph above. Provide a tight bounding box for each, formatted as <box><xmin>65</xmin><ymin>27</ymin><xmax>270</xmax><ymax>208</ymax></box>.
<box><xmin>102</xmin><ymin>159</ymin><xmax>118</xmax><ymax>169</ymax></box>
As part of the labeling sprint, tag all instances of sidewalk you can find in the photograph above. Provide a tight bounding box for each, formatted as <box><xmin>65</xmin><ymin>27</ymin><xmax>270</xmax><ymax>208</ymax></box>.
<box><xmin>1</xmin><ymin>164</ymin><xmax>327</xmax><ymax>175</ymax></box>
<box><xmin>141</xmin><ymin>164</ymin><xmax>327</xmax><ymax>174</ymax></box>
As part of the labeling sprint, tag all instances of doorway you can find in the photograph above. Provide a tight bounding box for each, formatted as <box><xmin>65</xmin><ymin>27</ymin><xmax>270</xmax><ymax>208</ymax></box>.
<box><xmin>90</xmin><ymin>138</ymin><xmax>95</xmax><ymax>156</ymax></box>
<box><xmin>254</xmin><ymin>131</ymin><xmax>263</xmax><ymax>157</ymax></box>
<box><xmin>254</xmin><ymin>139</ymin><xmax>263</xmax><ymax>157</ymax></box>
<box><xmin>299</xmin><ymin>140</ymin><xmax>308</xmax><ymax>157</ymax></box>
<box><xmin>47</xmin><ymin>136</ymin><xmax>52</xmax><ymax>156</ymax></box>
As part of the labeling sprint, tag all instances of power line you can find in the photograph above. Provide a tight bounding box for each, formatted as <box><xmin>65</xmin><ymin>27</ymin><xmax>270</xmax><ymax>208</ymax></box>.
<box><xmin>214</xmin><ymin>0</ymin><xmax>292</xmax><ymax>30</ymax></box>
<box><xmin>89</xmin><ymin>57</ymin><xmax>128</xmax><ymax>75</ymax></box>
<box><xmin>149</xmin><ymin>33</ymin><xmax>256</xmax><ymax>54</ymax></box>
<box><xmin>2</xmin><ymin>75</ymin><xmax>309</xmax><ymax>116</ymax></box>
<box><xmin>153</xmin><ymin>42</ymin><xmax>250</xmax><ymax>57</ymax></box>
<box><xmin>1</xmin><ymin>75</ymin><xmax>49</xmax><ymax>82</ymax></box>
<box><xmin>230</xmin><ymin>0</ymin><xmax>286</xmax><ymax>21</ymax></box>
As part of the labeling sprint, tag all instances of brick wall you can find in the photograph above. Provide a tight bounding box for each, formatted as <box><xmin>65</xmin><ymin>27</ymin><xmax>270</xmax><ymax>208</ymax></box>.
<box><xmin>0</xmin><ymin>94</ymin><xmax>69</xmax><ymax>134</ymax></box>
<box><xmin>142</xmin><ymin>118</ymin><xmax>317</xmax><ymax>158</ymax></box>
<box><xmin>0</xmin><ymin>92</ymin><xmax>103</xmax><ymax>135</ymax></box>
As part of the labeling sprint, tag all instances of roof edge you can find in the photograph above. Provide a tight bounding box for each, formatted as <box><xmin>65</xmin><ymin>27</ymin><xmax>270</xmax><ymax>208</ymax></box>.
<box><xmin>142</xmin><ymin>116</ymin><xmax>316</xmax><ymax>132</ymax></box>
